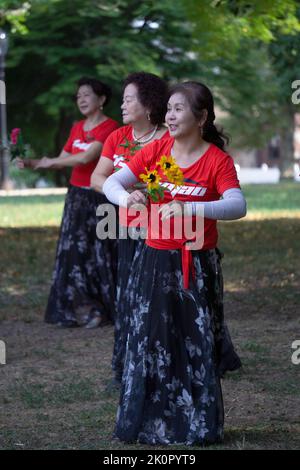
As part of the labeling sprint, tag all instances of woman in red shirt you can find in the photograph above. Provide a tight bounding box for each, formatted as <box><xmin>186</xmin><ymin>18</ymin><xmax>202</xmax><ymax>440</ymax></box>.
<box><xmin>103</xmin><ymin>81</ymin><xmax>246</xmax><ymax>445</ymax></box>
<box><xmin>91</xmin><ymin>72</ymin><xmax>169</xmax><ymax>383</ymax></box>
<box><xmin>18</xmin><ymin>77</ymin><xmax>118</xmax><ymax>328</ymax></box>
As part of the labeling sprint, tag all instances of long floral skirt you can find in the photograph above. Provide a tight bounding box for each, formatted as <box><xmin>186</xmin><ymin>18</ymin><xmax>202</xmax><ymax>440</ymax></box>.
<box><xmin>45</xmin><ymin>185</ymin><xmax>117</xmax><ymax>326</ymax></box>
<box><xmin>112</xmin><ymin>226</ymin><xmax>145</xmax><ymax>381</ymax></box>
<box><xmin>115</xmin><ymin>246</ymin><xmax>241</xmax><ymax>445</ymax></box>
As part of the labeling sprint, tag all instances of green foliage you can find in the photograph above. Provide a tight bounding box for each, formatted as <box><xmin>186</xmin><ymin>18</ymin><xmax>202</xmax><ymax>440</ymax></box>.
<box><xmin>9</xmin><ymin>164</ymin><xmax>42</xmax><ymax>189</ymax></box>
<box><xmin>0</xmin><ymin>0</ymin><xmax>30</xmax><ymax>33</ymax></box>
<box><xmin>5</xmin><ymin>0</ymin><xmax>206</xmax><ymax>161</ymax></box>
<box><xmin>269</xmin><ymin>10</ymin><xmax>300</xmax><ymax>103</ymax></box>
<box><xmin>210</xmin><ymin>41</ymin><xmax>283</xmax><ymax>149</ymax></box>
<box><xmin>2</xmin><ymin>0</ymin><xmax>300</xmax><ymax>183</ymax></box>
<box><xmin>184</xmin><ymin>0</ymin><xmax>300</xmax><ymax>60</ymax></box>
<box><xmin>184</xmin><ymin>1</ymin><xmax>300</xmax><ymax>155</ymax></box>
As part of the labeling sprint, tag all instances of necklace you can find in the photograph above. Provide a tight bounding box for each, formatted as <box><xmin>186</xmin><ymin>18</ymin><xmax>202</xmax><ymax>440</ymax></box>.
<box><xmin>132</xmin><ymin>125</ymin><xmax>158</xmax><ymax>145</ymax></box>
<box><xmin>85</xmin><ymin>117</ymin><xmax>107</xmax><ymax>142</ymax></box>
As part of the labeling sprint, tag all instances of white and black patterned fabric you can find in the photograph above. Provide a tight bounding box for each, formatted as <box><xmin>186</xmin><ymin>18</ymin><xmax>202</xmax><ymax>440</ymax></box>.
<box><xmin>45</xmin><ymin>185</ymin><xmax>117</xmax><ymax>327</ymax></box>
<box><xmin>115</xmin><ymin>246</ymin><xmax>241</xmax><ymax>445</ymax></box>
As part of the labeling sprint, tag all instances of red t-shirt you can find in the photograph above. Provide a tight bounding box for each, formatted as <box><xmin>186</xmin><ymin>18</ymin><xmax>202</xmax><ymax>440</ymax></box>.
<box><xmin>101</xmin><ymin>125</ymin><xmax>170</xmax><ymax>226</ymax></box>
<box><xmin>64</xmin><ymin>118</ymin><xmax>119</xmax><ymax>187</ymax></box>
<box><xmin>127</xmin><ymin>137</ymin><xmax>240</xmax><ymax>250</ymax></box>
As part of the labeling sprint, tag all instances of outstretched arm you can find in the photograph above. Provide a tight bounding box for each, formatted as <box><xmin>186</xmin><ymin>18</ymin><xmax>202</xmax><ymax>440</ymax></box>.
<box><xmin>35</xmin><ymin>141</ymin><xmax>103</xmax><ymax>170</ymax></box>
<box><xmin>16</xmin><ymin>141</ymin><xmax>103</xmax><ymax>172</ymax></box>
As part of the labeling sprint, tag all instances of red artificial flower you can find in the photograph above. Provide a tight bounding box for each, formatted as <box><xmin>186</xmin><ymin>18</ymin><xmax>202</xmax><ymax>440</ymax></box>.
<box><xmin>10</xmin><ymin>128</ymin><xmax>21</xmax><ymax>145</ymax></box>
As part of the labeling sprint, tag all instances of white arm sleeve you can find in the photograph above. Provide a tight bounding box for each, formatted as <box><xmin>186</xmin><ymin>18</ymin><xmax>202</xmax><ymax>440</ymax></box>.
<box><xmin>185</xmin><ymin>188</ymin><xmax>247</xmax><ymax>220</ymax></box>
<box><xmin>102</xmin><ymin>165</ymin><xmax>138</xmax><ymax>207</ymax></box>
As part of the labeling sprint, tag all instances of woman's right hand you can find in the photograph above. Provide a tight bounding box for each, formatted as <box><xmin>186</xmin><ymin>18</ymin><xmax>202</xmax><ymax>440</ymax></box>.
<box><xmin>15</xmin><ymin>158</ymin><xmax>40</xmax><ymax>170</ymax></box>
<box><xmin>127</xmin><ymin>190</ymin><xmax>147</xmax><ymax>207</ymax></box>
<box><xmin>127</xmin><ymin>182</ymin><xmax>148</xmax><ymax>194</ymax></box>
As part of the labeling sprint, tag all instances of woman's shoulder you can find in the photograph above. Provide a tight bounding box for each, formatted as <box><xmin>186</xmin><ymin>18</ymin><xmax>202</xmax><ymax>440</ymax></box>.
<box><xmin>100</xmin><ymin>117</ymin><xmax>119</xmax><ymax>129</ymax></box>
<box><xmin>66</xmin><ymin>120</ymin><xmax>84</xmax><ymax>139</ymax></box>
<box><xmin>206</xmin><ymin>143</ymin><xmax>233</xmax><ymax>163</ymax></box>
<box><xmin>105</xmin><ymin>124</ymin><xmax>132</xmax><ymax>143</ymax></box>
<box><xmin>155</xmin><ymin>135</ymin><xmax>174</xmax><ymax>156</ymax></box>
<box><xmin>70</xmin><ymin>120</ymin><xmax>84</xmax><ymax>131</ymax></box>
<box><xmin>148</xmin><ymin>135</ymin><xmax>174</xmax><ymax>151</ymax></box>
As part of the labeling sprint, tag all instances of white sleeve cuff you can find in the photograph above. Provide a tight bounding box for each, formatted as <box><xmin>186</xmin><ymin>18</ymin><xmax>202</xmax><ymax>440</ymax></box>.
<box><xmin>184</xmin><ymin>188</ymin><xmax>247</xmax><ymax>220</ymax></box>
<box><xmin>102</xmin><ymin>165</ymin><xmax>138</xmax><ymax>207</ymax></box>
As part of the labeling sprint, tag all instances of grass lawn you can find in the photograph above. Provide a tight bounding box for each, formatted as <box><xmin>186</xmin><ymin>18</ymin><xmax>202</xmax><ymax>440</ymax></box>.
<box><xmin>0</xmin><ymin>180</ymin><xmax>299</xmax><ymax>227</ymax></box>
<box><xmin>0</xmin><ymin>195</ymin><xmax>65</xmax><ymax>227</ymax></box>
<box><xmin>0</xmin><ymin>181</ymin><xmax>300</xmax><ymax>450</ymax></box>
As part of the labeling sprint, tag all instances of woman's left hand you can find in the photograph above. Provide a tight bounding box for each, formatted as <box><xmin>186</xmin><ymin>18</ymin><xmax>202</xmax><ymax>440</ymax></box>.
<box><xmin>35</xmin><ymin>157</ymin><xmax>54</xmax><ymax>169</ymax></box>
<box><xmin>158</xmin><ymin>200</ymin><xmax>184</xmax><ymax>220</ymax></box>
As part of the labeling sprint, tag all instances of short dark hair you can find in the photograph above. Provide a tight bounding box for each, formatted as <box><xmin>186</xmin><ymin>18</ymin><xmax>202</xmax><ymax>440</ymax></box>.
<box><xmin>123</xmin><ymin>72</ymin><xmax>168</xmax><ymax>126</ymax></box>
<box><xmin>76</xmin><ymin>76</ymin><xmax>112</xmax><ymax>107</ymax></box>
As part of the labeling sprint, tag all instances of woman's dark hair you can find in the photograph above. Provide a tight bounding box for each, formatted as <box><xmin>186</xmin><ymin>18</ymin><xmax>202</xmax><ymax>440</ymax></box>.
<box><xmin>76</xmin><ymin>77</ymin><xmax>112</xmax><ymax>107</ymax></box>
<box><xmin>169</xmin><ymin>81</ymin><xmax>229</xmax><ymax>150</ymax></box>
<box><xmin>123</xmin><ymin>72</ymin><xmax>168</xmax><ymax>126</ymax></box>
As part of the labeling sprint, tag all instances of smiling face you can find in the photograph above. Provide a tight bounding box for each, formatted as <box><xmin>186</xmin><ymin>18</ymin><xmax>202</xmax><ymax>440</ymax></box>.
<box><xmin>76</xmin><ymin>85</ymin><xmax>104</xmax><ymax>116</ymax></box>
<box><xmin>121</xmin><ymin>83</ymin><xmax>149</xmax><ymax>125</ymax></box>
<box><xmin>165</xmin><ymin>92</ymin><xmax>202</xmax><ymax>139</ymax></box>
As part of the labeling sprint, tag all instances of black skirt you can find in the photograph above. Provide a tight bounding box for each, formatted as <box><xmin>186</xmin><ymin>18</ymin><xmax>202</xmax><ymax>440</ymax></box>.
<box><xmin>114</xmin><ymin>246</ymin><xmax>241</xmax><ymax>445</ymax></box>
<box><xmin>112</xmin><ymin>227</ymin><xmax>145</xmax><ymax>381</ymax></box>
<box><xmin>45</xmin><ymin>185</ymin><xmax>117</xmax><ymax>327</ymax></box>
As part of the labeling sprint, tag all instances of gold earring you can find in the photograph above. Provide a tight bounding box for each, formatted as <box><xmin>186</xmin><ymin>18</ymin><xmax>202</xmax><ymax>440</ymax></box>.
<box><xmin>147</xmin><ymin>113</ymin><xmax>151</xmax><ymax>121</ymax></box>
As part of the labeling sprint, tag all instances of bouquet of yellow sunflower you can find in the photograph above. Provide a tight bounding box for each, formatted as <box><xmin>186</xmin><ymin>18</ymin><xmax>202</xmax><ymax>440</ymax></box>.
<box><xmin>139</xmin><ymin>155</ymin><xmax>184</xmax><ymax>202</ymax></box>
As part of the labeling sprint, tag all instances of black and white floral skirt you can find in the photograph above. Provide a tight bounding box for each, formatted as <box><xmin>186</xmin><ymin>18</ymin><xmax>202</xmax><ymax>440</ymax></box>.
<box><xmin>45</xmin><ymin>185</ymin><xmax>117</xmax><ymax>327</ymax></box>
<box><xmin>115</xmin><ymin>246</ymin><xmax>241</xmax><ymax>445</ymax></box>
<box><xmin>112</xmin><ymin>227</ymin><xmax>145</xmax><ymax>381</ymax></box>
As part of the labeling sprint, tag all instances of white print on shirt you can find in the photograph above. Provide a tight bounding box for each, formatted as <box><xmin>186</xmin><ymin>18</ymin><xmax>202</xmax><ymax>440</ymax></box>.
<box><xmin>72</xmin><ymin>139</ymin><xmax>93</xmax><ymax>151</ymax></box>
<box><xmin>113</xmin><ymin>154</ymin><xmax>127</xmax><ymax>168</ymax></box>
<box><xmin>161</xmin><ymin>182</ymin><xmax>207</xmax><ymax>197</ymax></box>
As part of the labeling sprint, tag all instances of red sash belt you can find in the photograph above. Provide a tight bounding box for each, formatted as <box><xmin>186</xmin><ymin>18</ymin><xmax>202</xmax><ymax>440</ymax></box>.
<box><xmin>146</xmin><ymin>238</ymin><xmax>195</xmax><ymax>290</ymax></box>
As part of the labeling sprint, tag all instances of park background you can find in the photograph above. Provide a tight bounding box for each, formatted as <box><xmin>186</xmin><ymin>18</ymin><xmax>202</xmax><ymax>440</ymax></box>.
<box><xmin>0</xmin><ymin>0</ymin><xmax>300</xmax><ymax>450</ymax></box>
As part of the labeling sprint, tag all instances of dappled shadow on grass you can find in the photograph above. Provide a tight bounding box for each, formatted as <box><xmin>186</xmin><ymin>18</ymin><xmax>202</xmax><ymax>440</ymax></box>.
<box><xmin>222</xmin><ymin>424</ymin><xmax>300</xmax><ymax>450</ymax></box>
<box><xmin>1</xmin><ymin>219</ymin><xmax>300</xmax><ymax>449</ymax></box>
<box><xmin>0</xmin><ymin>227</ymin><xmax>58</xmax><ymax>321</ymax></box>
<box><xmin>2</xmin><ymin>219</ymin><xmax>299</xmax><ymax>322</ymax></box>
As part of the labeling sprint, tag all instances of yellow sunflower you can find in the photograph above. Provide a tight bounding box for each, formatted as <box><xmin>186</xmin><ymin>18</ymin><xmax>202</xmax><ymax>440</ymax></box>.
<box><xmin>170</xmin><ymin>170</ymin><xmax>184</xmax><ymax>186</ymax></box>
<box><xmin>158</xmin><ymin>155</ymin><xmax>184</xmax><ymax>186</ymax></box>
<box><xmin>139</xmin><ymin>168</ymin><xmax>161</xmax><ymax>191</ymax></box>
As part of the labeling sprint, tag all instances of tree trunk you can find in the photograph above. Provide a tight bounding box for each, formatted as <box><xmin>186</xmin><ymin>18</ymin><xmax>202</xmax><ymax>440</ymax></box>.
<box><xmin>279</xmin><ymin>107</ymin><xmax>295</xmax><ymax>175</ymax></box>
